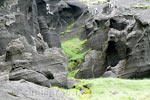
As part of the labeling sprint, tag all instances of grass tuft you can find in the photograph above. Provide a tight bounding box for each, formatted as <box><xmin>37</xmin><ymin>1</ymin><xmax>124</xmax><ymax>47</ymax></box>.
<box><xmin>131</xmin><ymin>3</ymin><xmax>150</xmax><ymax>9</ymax></box>
<box><xmin>60</xmin><ymin>22</ymin><xmax>75</xmax><ymax>35</ymax></box>
<box><xmin>80</xmin><ymin>0</ymin><xmax>108</xmax><ymax>5</ymax></box>
<box><xmin>62</xmin><ymin>38</ymin><xmax>90</xmax><ymax>78</ymax></box>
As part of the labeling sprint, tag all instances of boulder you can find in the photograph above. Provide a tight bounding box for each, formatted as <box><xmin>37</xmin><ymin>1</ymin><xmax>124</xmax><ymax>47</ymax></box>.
<box><xmin>9</xmin><ymin>69</ymin><xmax>51</xmax><ymax>87</ymax></box>
<box><xmin>103</xmin><ymin>60</ymin><xmax>126</xmax><ymax>78</ymax></box>
<box><xmin>103</xmin><ymin>71</ymin><xmax>117</xmax><ymax>78</ymax></box>
<box><xmin>0</xmin><ymin>80</ymin><xmax>74</xmax><ymax>100</ymax></box>
<box><xmin>75</xmin><ymin>50</ymin><xmax>106</xmax><ymax>79</ymax></box>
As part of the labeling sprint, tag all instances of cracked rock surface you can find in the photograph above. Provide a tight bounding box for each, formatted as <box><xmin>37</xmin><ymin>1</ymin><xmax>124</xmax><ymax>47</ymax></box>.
<box><xmin>76</xmin><ymin>0</ymin><xmax>150</xmax><ymax>79</ymax></box>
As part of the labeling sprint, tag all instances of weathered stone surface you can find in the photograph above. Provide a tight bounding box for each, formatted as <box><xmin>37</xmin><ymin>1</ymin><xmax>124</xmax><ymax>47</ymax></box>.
<box><xmin>103</xmin><ymin>71</ymin><xmax>118</xmax><ymax>78</ymax></box>
<box><xmin>0</xmin><ymin>36</ymin><xmax>68</xmax><ymax>87</ymax></box>
<box><xmin>0</xmin><ymin>0</ymin><xmax>150</xmax><ymax>97</ymax></box>
<box><xmin>0</xmin><ymin>0</ymin><xmax>61</xmax><ymax>56</ymax></box>
<box><xmin>103</xmin><ymin>60</ymin><xmax>126</xmax><ymax>78</ymax></box>
<box><xmin>0</xmin><ymin>0</ymin><xmax>69</xmax><ymax>88</ymax></box>
<box><xmin>0</xmin><ymin>80</ymin><xmax>74</xmax><ymax>100</ymax></box>
<box><xmin>75</xmin><ymin>50</ymin><xmax>106</xmax><ymax>79</ymax></box>
<box><xmin>67</xmin><ymin>79</ymin><xmax>78</xmax><ymax>89</ymax></box>
<box><xmin>0</xmin><ymin>0</ymin><xmax>77</xmax><ymax>99</ymax></box>
<box><xmin>9</xmin><ymin>69</ymin><xmax>51</xmax><ymax>87</ymax></box>
<box><xmin>44</xmin><ymin>0</ymin><xmax>89</xmax><ymax>41</ymax></box>
<box><xmin>38</xmin><ymin>16</ymin><xmax>61</xmax><ymax>48</ymax></box>
<box><xmin>77</xmin><ymin>0</ymin><xmax>150</xmax><ymax>79</ymax></box>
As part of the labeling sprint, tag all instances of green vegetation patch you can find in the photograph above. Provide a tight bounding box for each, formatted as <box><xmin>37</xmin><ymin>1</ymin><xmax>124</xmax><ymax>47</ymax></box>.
<box><xmin>62</xmin><ymin>38</ymin><xmax>90</xmax><ymax>78</ymax></box>
<box><xmin>131</xmin><ymin>3</ymin><xmax>150</xmax><ymax>9</ymax></box>
<box><xmin>60</xmin><ymin>22</ymin><xmax>75</xmax><ymax>35</ymax></box>
<box><xmin>80</xmin><ymin>0</ymin><xmax>108</xmax><ymax>5</ymax></box>
<box><xmin>59</xmin><ymin>78</ymin><xmax>150</xmax><ymax>100</ymax></box>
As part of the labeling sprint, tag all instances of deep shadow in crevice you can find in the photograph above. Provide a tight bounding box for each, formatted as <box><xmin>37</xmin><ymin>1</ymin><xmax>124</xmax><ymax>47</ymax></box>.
<box><xmin>0</xmin><ymin>0</ymin><xmax>4</xmax><ymax>6</ymax></box>
<box><xmin>42</xmin><ymin>71</ymin><xmax>54</xmax><ymax>80</ymax></box>
<box><xmin>105</xmin><ymin>41</ymin><xmax>121</xmax><ymax>67</ymax></box>
<box><xmin>28</xmin><ymin>6</ymin><xmax>32</xmax><ymax>13</ymax></box>
<box><xmin>129</xmin><ymin>70</ymin><xmax>150</xmax><ymax>79</ymax></box>
<box><xmin>36</xmin><ymin>1</ymin><xmax>47</xmax><ymax>16</ymax></box>
<box><xmin>68</xmin><ymin>5</ymin><xmax>83</xmax><ymax>19</ymax></box>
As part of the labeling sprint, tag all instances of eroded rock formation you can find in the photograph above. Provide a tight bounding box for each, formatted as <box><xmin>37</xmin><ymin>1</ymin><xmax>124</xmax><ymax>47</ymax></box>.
<box><xmin>1</xmin><ymin>0</ymin><xmax>150</xmax><ymax>99</ymax></box>
<box><xmin>76</xmin><ymin>0</ymin><xmax>150</xmax><ymax>79</ymax></box>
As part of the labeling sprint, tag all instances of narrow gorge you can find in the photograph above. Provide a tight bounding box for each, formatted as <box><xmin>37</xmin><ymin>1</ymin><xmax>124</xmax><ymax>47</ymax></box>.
<box><xmin>0</xmin><ymin>0</ymin><xmax>150</xmax><ymax>100</ymax></box>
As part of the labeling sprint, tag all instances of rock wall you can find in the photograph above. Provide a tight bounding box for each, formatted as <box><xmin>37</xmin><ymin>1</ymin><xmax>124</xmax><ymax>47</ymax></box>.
<box><xmin>0</xmin><ymin>0</ymin><xmax>61</xmax><ymax>55</ymax></box>
<box><xmin>0</xmin><ymin>0</ymin><xmax>69</xmax><ymax>88</ymax></box>
<box><xmin>76</xmin><ymin>0</ymin><xmax>150</xmax><ymax>79</ymax></box>
<box><xmin>0</xmin><ymin>0</ymin><xmax>77</xmax><ymax>99</ymax></box>
<box><xmin>44</xmin><ymin>0</ymin><xmax>89</xmax><ymax>41</ymax></box>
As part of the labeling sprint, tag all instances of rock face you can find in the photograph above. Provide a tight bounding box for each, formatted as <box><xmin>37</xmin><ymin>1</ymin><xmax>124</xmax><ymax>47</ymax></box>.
<box><xmin>0</xmin><ymin>37</ymin><xmax>68</xmax><ymax>87</ymax></box>
<box><xmin>0</xmin><ymin>0</ymin><xmax>69</xmax><ymax>88</ymax></box>
<box><xmin>44</xmin><ymin>0</ymin><xmax>89</xmax><ymax>41</ymax></box>
<box><xmin>0</xmin><ymin>0</ymin><xmax>73</xmax><ymax>99</ymax></box>
<box><xmin>0</xmin><ymin>0</ymin><xmax>61</xmax><ymax>56</ymax></box>
<box><xmin>75</xmin><ymin>50</ymin><xmax>106</xmax><ymax>79</ymax></box>
<box><xmin>76</xmin><ymin>0</ymin><xmax>150</xmax><ymax>79</ymax></box>
<box><xmin>1</xmin><ymin>0</ymin><xmax>150</xmax><ymax>99</ymax></box>
<box><xmin>0</xmin><ymin>80</ymin><xmax>74</xmax><ymax>100</ymax></box>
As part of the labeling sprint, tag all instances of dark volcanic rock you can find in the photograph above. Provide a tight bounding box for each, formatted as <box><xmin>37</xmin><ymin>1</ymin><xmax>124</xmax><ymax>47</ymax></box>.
<box><xmin>9</xmin><ymin>69</ymin><xmax>51</xmax><ymax>87</ymax></box>
<box><xmin>103</xmin><ymin>60</ymin><xmax>126</xmax><ymax>78</ymax></box>
<box><xmin>0</xmin><ymin>37</ymin><xmax>68</xmax><ymax>87</ymax></box>
<box><xmin>0</xmin><ymin>0</ymin><xmax>68</xmax><ymax>88</ymax></box>
<box><xmin>38</xmin><ymin>16</ymin><xmax>61</xmax><ymax>48</ymax></box>
<box><xmin>76</xmin><ymin>1</ymin><xmax>150</xmax><ymax>79</ymax></box>
<box><xmin>44</xmin><ymin>0</ymin><xmax>89</xmax><ymax>41</ymax></box>
<box><xmin>0</xmin><ymin>0</ymin><xmax>61</xmax><ymax>56</ymax></box>
<box><xmin>0</xmin><ymin>0</ymin><xmax>150</xmax><ymax>95</ymax></box>
<box><xmin>0</xmin><ymin>0</ymin><xmax>81</xmax><ymax>99</ymax></box>
<box><xmin>0</xmin><ymin>80</ymin><xmax>74</xmax><ymax>100</ymax></box>
<box><xmin>103</xmin><ymin>71</ymin><xmax>118</xmax><ymax>78</ymax></box>
<box><xmin>75</xmin><ymin>50</ymin><xmax>106</xmax><ymax>79</ymax></box>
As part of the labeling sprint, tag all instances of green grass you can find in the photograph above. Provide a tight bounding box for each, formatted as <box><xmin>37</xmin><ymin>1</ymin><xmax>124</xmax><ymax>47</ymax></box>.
<box><xmin>62</xmin><ymin>38</ymin><xmax>90</xmax><ymax>78</ymax></box>
<box><xmin>58</xmin><ymin>78</ymin><xmax>150</xmax><ymax>100</ymax></box>
<box><xmin>60</xmin><ymin>22</ymin><xmax>74</xmax><ymax>35</ymax></box>
<box><xmin>80</xmin><ymin>0</ymin><xmax>108</xmax><ymax>5</ymax></box>
<box><xmin>131</xmin><ymin>3</ymin><xmax>150</xmax><ymax>9</ymax></box>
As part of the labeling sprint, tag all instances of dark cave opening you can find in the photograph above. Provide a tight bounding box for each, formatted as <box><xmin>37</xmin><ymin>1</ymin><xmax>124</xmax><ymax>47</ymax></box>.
<box><xmin>58</xmin><ymin>5</ymin><xmax>83</xmax><ymax>20</ymax></box>
<box><xmin>105</xmin><ymin>41</ymin><xmax>121</xmax><ymax>67</ymax></box>
<box><xmin>59</xmin><ymin>8</ymin><xmax>73</xmax><ymax>18</ymax></box>
<box><xmin>67</xmin><ymin>4</ymin><xmax>83</xmax><ymax>19</ymax></box>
